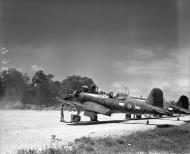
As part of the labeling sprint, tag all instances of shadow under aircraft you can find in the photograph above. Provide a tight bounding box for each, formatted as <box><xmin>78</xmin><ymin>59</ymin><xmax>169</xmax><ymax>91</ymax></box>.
<box><xmin>57</xmin><ymin>86</ymin><xmax>172</xmax><ymax>124</ymax></box>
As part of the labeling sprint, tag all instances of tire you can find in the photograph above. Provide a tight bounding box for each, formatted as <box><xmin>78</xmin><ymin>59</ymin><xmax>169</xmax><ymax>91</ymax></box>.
<box><xmin>157</xmin><ymin>115</ymin><xmax>163</xmax><ymax>118</ymax></box>
<box><xmin>90</xmin><ymin>115</ymin><xmax>98</xmax><ymax>121</ymax></box>
<box><xmin>72</xmin><ymin>115</ymin><xmax>81</xmax><ymax>122</ymax></box>
<box><xmin>125</xmin><ymin>114</ymin><xmax>131</xmax><ymax>119</ymax></box>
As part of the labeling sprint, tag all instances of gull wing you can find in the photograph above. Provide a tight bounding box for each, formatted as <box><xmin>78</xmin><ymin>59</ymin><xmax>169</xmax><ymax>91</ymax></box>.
<box><xmin>56</xmin><ymin>98</ymin><xmax>110</xmax><ymax>115</ymax></box>
<box><xmin>83</xmin><ymin>101</ymin><xmax>111</xmax><ymax>115</ymax></box>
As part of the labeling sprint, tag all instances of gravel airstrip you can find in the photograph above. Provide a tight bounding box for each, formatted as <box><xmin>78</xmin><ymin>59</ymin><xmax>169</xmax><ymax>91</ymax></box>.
<box><xmin>0</xmin><ymin>110</ymin><xmax>189</xmax><ymax>154</ymax></box>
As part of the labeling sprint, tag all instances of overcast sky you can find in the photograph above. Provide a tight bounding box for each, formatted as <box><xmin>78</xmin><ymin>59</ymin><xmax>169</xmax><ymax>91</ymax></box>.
<box><xmin>0</xmin><ymin>0</ymin><xmax>190</xmax><ymax>100</ymax></box>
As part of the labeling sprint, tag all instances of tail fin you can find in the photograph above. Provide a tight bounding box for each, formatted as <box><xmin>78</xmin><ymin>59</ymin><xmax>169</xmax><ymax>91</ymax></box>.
<box><xmin>176</xmin><ymin>95</ymin><xmax>189</xmax><ymax>110</ymax></box>
<box><xmin>145</xmin><ymin>88</ymin><xmax>163</xmax><ymax>108</ymax></box>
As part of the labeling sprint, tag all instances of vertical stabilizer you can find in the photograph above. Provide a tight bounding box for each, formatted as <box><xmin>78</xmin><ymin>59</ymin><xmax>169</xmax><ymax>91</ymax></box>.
<box><xmin>176</xmin><ymin>95</ymin><xmax>189</xmax><ymax>110</ymax></box>
<box><xmin>145</xmin><ymin>88</ymin><xmax>163</xmax><ymax>108</ymax></box>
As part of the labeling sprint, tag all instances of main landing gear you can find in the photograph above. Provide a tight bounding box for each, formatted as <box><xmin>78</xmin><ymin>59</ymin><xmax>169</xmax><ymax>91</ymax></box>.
<box><xmin>71</xmin><ymin>114</ymin><xmax>81</xmax><ymax>122</ymax></box>
<box><xmin>90</xmin><ymin>115</ymin><xmax>98</xmax><ymax>122</ymax></box>
<box><xmin>125</xmin><ymin>114</ymin><xmax>131</xmax><ymax>119</ymax></box>
<box><xmin>177</xmin><ymin>114</ymin><xmax>181</xmax><ymax>121</ymax></box>
<box><xmin>71</xmin><ymin>110</ymin><xmax>81</xmax><ymax>123</ymax></box>
<box><xmin>136</xmin><ymin>114</ymin><xmax>141</xmax><ymax>119</ymax></box>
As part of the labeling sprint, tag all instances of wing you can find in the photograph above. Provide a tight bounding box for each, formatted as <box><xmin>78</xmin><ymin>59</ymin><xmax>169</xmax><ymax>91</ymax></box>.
<box><xmin>56</xmin><ymin>98</ymin><xmax>111</xmax><ymax>115</ymax></box>
<box><xmin>168</xmin><ymin>103</ymin><xmax>190</xmax><ymax>114</ymax></box>
<box><xmin>151</xmin><ymin>105</ymin><xmax>172</xmax><ymax>116</ymax></box>
<box><xmin>130</xmin><ymin>96</ymin><xmax>146</xmax><ymax>101</ymax></box>
<box><xmin>83</xmin><ymin>101</ymin><xmax>111</xmax><ymax>115</ymax></box>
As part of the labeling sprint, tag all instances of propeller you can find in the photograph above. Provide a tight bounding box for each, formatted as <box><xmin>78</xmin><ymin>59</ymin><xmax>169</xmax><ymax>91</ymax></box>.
<box><xmin>62</xmin><ymin>84</ymin><xmax>94</xmax><ymax>100</ymax></box>
<box><xmin>63</xmin><ymin>90</ymin><xmax>79</xmax><ymax>100</ymax></box>
<box><xmin>63</xmin><ymin>86</ymin><xmax>88</xmax><ymax>100</ymax></box>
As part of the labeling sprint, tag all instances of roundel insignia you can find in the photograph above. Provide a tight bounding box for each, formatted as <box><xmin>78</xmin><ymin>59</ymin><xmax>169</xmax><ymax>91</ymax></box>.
<box><xmin>128</xmin><ymin>104</ymin><xmax>132</xmax><ymax>109</ymax></box>
<box><xmin>124</xmin><ymin>101</ymin><xmax>135</xmax><ymax>111</ymax></box>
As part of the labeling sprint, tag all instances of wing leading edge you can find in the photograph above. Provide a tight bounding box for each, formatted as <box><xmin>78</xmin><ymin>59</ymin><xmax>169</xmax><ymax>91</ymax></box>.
<box><xmin>56</xmin><ymin>98</ymin><xmax>110</xmax><ymax>115</ymax></box>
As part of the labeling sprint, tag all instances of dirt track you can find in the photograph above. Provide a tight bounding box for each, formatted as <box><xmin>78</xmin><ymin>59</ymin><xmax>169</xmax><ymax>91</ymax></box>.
<box><xmin>0</xmin><ymin>110</ymin><xmax>189</xmax><ymax>154</ymax></box>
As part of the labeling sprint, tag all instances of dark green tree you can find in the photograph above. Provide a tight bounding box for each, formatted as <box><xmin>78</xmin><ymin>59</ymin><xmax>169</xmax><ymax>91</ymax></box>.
<box><xmin>0</xmin><ymin>68</ymin><xmax>25</xmax><ymax>103</ymax></box>
<box><xmin>22</xmin><ymin>73</ymin><xmax>36</xmax><ymax>105</ymax></box>
<box><xmin>60</xmin><ymin>75</ymin><xmax>96</xmax><ymax>98</ymax></box>
<box><xmin>0</xmin><ymin>74</ymin><xmax>5</xmax><ymax>100</ymax></box>
<box><xmin>31</xmin><ymin>70</ymin><xmax>57</xmax><ymax>106</ymax></box>
<box><xmin>0</xmin><ymin>68</ymin><xmax>97</xmax><ymax>107</ymax></box>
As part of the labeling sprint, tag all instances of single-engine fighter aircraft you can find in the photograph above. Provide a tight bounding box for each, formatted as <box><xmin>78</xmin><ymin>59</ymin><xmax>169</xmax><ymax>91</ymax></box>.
<box><xmin>56</xmin><ymin>87</ymin><xmax>172</xmax><ymax>124</ymax></box>
<box><xmin>145</xmin><ymin>88</ymin><xmax>190</xmax><ymax>114</ymax></box>
<box><xmin>163</xmin><ymin>95</ymin><xmax>190</xmax><ymax>120</ymax></box>
<box><xmin>130</xmin><ymin>88</ymin><xmax>190</xmax><ymax>119</ymax></box>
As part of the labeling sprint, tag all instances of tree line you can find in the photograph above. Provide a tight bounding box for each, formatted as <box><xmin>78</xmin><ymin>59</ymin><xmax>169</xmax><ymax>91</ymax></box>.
<box><xmin>0</xmin><ymin>68</ymin><xmax>96</xmax><ymax>108</ymax></box>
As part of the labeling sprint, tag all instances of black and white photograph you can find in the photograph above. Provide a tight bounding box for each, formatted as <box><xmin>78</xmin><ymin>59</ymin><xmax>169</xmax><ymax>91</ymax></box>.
<box><xmin>0</xmin><ymin>0</ymin><xmax>190</xmax><ymax>153</ymax></box>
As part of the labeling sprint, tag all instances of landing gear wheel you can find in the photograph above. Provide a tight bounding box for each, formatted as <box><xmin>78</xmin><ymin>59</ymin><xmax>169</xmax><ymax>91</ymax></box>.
<box><xmin>136</xmin><ymin>115</ymin><xmax>141</xmax><ymax>119</ymax></box>
<box><xmin>90</xmin><ymin>115</ymin><xmax>98</xmax><ymax>122</ymax></box>
<box><xmin>153</xmin><ymin>115</ymin><xmax>157</xmax><ymax>118</ymax></box>
<box><xmin>72</xmin><ymin>115</ymin><xmax>81</xmax><ymax>122</ymax></box>
<box><xmin>125</xmin><ymin>114</ymin><xmax>131</xmax><ymax>119</ymax></box>
<box><xmin>157</xmin><ymin>115</ymin><xmax>163</xmax><ymax>118</ymax></box>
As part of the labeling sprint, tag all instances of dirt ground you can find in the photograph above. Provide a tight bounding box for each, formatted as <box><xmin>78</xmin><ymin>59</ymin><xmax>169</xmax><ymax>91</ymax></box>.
<box><xmin>0</xmin><ymin>110</ymin><xmax>189</xmax><ymax>154</ymax></box>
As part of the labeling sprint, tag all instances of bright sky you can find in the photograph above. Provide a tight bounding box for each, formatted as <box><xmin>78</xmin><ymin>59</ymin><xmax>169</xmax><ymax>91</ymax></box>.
<box><xmin>0</xmin><ymin>0</ymin><xmax>190</xmax><ymax>100</ymax></box>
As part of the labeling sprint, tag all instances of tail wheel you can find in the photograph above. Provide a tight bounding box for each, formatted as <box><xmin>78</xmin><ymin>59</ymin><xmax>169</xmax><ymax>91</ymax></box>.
<box><xmin>125</xmin><ymin>114</ymin><xmax>131</xmax><ymax>119</ymax></box>
<box><xmin>72</xmin><ymin>115</ymin><xmax>81</xmax><ymax>122</ymax></box>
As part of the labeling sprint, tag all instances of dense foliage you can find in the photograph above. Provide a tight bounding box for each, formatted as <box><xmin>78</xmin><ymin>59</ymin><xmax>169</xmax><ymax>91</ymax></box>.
<box><xmin>0</xmin><ymin>68</ymin><xmax>96</xmax><ymax>108</ymax></box>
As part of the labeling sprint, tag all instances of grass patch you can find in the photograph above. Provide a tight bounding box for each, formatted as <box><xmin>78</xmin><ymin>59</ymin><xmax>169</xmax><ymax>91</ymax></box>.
<box><xmin>17</xmin><ymin>123</ymin><xmax>190</xmax><ymax>154</ymax></box>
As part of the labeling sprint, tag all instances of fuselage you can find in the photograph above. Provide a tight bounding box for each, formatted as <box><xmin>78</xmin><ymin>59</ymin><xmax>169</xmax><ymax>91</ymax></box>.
<box><xmin>79</xmin><ymin>92</ymin><xmax>170</xmax><ymax>115</ymax></box>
